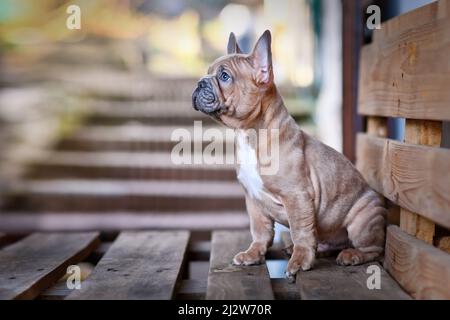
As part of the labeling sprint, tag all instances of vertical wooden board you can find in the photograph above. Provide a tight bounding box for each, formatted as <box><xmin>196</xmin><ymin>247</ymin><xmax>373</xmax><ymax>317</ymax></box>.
<box><xmin>0</xmin><ymin>232</ymin><xmax>100</xmax><ymax>300</ymax></box>
<box><xmin>296</xmin><ymin>258</ymin><xmax>411</xmax><ymax>300</ymax></box>
<box><xmin>400</xmin><ymin>208</ymin><xmax>435</xmax><ymax>244</ymax></box>
<box><xmin>384</xmin><ymin>225</ymin><xmax>450</xmax><ymax>299</ymax></box>
<box><xmin>271</xmin><ymin>279</ymin><xmax>301</xmax><ymax>300</ymax></box>
<box><xmin>400</xmin><ymin>119</ymin><xmax>442</xmax><ymax>244</ymax></box>
<box><xmin>206</xmin><ymin>231</ymin><xmax>274</xmax><ymax>300</ymax></box>
<box><xmin>67</xmin><ymin>231</ymin><xmax>190</xmax><ymax>300</ymax></box>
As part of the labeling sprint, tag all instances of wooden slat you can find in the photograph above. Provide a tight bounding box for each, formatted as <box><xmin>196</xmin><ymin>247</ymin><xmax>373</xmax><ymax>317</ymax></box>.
<box><xmin>0</xmin><ymin>232</ymin><xmax>99</xmax><ymax>300</ymax></box>
<box><xmin>0</xmin><ymin>212</ymin><xmax>249</xmax><ymax>232</ymax></box>
<box><xmin>176</xmin><ymin>279</ymin><xmax>207</xmax><ymax>300</ymax></box>
<box><xmin>5</xmin><ymin>179</ymin><xmax>245</xmax><ymax>212</ymax></box>
<box><xmin>206</xmin><ymin>231</ymin><xmax>274</xmax><ymax>300</ymax></box>
<box><xmin>39</xmin><ymin>280</ymin><xmax>70</xmax><ymax>300</ymax></box>
<box><xmin>399</xmin><ymin>119</ymin><xmax>442</xmax><ymax>244</ymax></box>
<box><xmin>356</xmin><ymin>133</ymin><xmax>450</xmax><ymax>229</ymax></box>
<box><xmin>359</xmin><ymin>0</ymin><xmax>450</xmax><ymax>121</ymax></box>
<box><xmin>67</xmin><ymin>231</ymin><xmax>190</xmax><ymax>300</ymax></box>
<box><xmin>271</xmin><ymin>279</ymin><xmax>301</xmax><ymax>300</ymax></box>
<box><xmin>296</xmin><ymin>258</ymin><xmax>411</xmax><ymax>300</ymax></box>
<box><xmin>384</xmin><ymin>225</ymin><xmax>450</xmax><ymax>299</ymax></box>
<box><xmin>42</xmin><ymin>278</ymin><xmax>207</xmax><ymax>301</ymax></box>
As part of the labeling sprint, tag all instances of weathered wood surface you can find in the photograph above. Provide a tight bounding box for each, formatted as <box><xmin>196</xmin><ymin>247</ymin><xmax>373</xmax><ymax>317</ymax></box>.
<box><xmin>359</xmin><ymin>0</ymin><xmax>450</xmax><ymax>121</ymax></box>
<box><xmin>0</xmin><ymin>232</ymin><xmax>99</xmax><ymax>300</ymax></box>
<box><xmin>296</xmin><ymin>258</ymin><xmax>411</xmax><ymax>300</ymax></box>
<box><xmin>399</xmin><ymin>119</ymin><xmax>442</xmax><ymax>244</ymax></box>
<box><xmin>5</xmin><ymin>180</ymin><xmax>245</xmax><ymax>212</ymax></box>
<box><xmin>43</xmin><ymin>278</ymin><xmax>207</xmax><ymax>300</ymax></box>
<box><xmin>28</xmin><ymin>151</ymin><xmax>236</xmax><ymax>181</ymax></box>
<box><xmin>0</xmin><ymin>212</ymin><xmax>249</xmax><ymax>232</ymax></box>
<box><xmin>384</xmin><ymin>225</ymin><xmax>450</xmax><ymax>299</ymax></box>
<box><xmin>67</xmin><ymin>231</ymin><xmax>189</xmax><ymax>300</ymax></box>
<box><xmin>356</xmin><ymin>133</ymin><xmax>450</xmax><ymax>229</ymax></box>
<box><xmin>206</xmin><ymin>231</ymin><xmax>274</xmax><ymax>300</ymax></box>
<box><xmin>271</xmin><ymin>279</ymin><xmax>301</xmax><ymax>300</ymax></box>
<box><xmin>177</xmin><ymin>279</ymin><xmax>207</xmax><ymax>300</ymax></box>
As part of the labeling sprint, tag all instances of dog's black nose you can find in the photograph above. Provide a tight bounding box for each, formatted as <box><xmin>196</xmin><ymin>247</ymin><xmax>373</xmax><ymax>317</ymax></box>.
<box><xmin>198</xmin><ymin>79</ymin><xmax>208</xmax><ymax>89</ymax></box>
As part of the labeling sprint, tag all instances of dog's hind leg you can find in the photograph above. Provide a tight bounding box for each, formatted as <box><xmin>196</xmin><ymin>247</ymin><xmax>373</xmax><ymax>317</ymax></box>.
<box><xmin>337</xmin><ymin>193</ymin><xmax>386</xmax><ymax>266</ymax></box>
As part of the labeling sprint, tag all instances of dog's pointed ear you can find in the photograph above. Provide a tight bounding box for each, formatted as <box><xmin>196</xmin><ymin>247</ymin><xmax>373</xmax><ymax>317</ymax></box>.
<box><xmin>227</xmin><ymin>32</ymin><xmax>242</xmax><ymax>54</ymax></box>
<box><xmin>251</xmin><ymin>30</ymin><xmax>273</xmax><ymax>85</ymax></box>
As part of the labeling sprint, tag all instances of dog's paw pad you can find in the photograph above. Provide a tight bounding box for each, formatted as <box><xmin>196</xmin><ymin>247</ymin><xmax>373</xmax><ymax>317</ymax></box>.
<box><xmin>232</xmin><ymin>251</ymin><xmax>262</xmax><ymax>266</ymax></box>
<box><xmin>336</xmin><ymin>249</ymin><xmax>364</xmax><ymax>266</ymax></box>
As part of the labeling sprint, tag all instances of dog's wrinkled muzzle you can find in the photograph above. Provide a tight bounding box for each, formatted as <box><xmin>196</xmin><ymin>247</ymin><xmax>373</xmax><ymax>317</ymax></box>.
<box><xmin>192</xmin><ymin>77</ymin><xmax>221</xmax><ymax>114</ymax></box>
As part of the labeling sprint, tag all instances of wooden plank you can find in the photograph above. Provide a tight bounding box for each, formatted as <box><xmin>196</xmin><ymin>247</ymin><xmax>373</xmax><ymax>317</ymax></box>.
<box><xmin>404</xmin><ymin>119</ymin><xmax>442</xmax><ymax>146</ymax></box>
<box><xmin>5</xmin><ymin>179</ymin><xmax>245</xmax><ymax>212</ymax></box>
<box><xmin>400</xmin><ymin>119</ymin><xmax>442</xmax><ymax>244</ymax></box>
<box><xmin>0</xmin><ymin>232</ymin><xmax>99</xmax><ymax>300</ymax></box>
<box><xmin>39</xmin><ymin>280</ymin><xmax>70</xmax><ymax>300</ymax></box>
<box><xmin>356</xmin><ymin>133</ymin><xmax>450</xmax><ymax>229</ymax></box>
<box><xmin>0</xmin><ymin>212</ymin><xmax>249</xmax><ymax>232</ymax></box>
<box><xmin>359</xmin><ymin>1</ymin><xmax>450</xmax><ymax>121</ymax></box>
<box><xmin>365</xmin><ymin>116</ymin><xmax>400</xmax><ymax>226</ymax></box>
<box><xmin>176</xmin><ymin>279</ymin><xmax>207</xmax><ymax>300</ymax></box>
<box><xmin>206</xmin><ymin>231</ymin><xmax>274</xmax><ymax>300</ymax></box>
<box><xmin>42</xmin><ymin>278</ymin><xmax>207</xmax><ymax>301</ymax></box>
<box><xmin>296</xmin><ymin>258</ymin><xmax>411</xmax><ymax>300</ymax></box>
<box><xmin>400</xmin><ymin>209</ymin><xmax>435</xmax><ymax>244</ymax></box>
<box><xmin>271</xmin><ymin>279</ymin><xmax>301</xmax><ymax>300</ymax></box>
<box><xmin>384</xmin><ymin>225</ymin><xmax>450</xmax><ymax>299</ymax></box>
<box><xmin>67</xmin><ymin>231</ymin><xmax>190</xmax><ymax>300</ymax></box>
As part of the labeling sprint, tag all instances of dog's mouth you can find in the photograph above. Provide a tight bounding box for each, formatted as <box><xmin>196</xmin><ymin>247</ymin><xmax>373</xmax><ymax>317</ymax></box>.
<box><xmin>192</xmin><ymin>87</ymin><xmax>223</xmax><ymax>115</ymax></box>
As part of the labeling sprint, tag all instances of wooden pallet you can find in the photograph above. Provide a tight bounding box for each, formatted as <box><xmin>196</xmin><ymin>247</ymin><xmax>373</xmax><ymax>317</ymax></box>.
<box><xmin>0</xmin><ymin>230</ymin><xmax>410</xmax><ymax>300</ymax></box>
<box><xmin>356</xmin><ymin>0</ymin><xmax>450</xmax><ymax>299</ymax></box>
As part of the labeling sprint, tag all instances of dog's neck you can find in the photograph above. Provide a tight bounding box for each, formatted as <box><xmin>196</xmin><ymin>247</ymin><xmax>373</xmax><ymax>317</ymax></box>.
<box><xmin>240</xmin><ymin>84</ymin><xmax>293</xmax><ymax>132</ymax></box>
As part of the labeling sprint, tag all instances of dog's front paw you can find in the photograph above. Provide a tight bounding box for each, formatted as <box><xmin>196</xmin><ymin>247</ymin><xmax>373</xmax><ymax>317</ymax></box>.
<box><xmin>285</xmin><ymin>246</ymin><xmax>315</xmax><ymax>283</ymax></box>
<box><xmin>232</xmin><ymin>251</ymin><xmax>264</xmax><ymax>266</ymax></box>
<box><xmin>336</xmin><ymin>248</ymin><xmax>364</xmax><ymax>266</ymax></box>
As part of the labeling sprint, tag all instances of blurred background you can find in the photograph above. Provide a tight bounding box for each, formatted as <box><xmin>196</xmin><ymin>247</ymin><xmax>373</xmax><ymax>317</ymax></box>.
<box><xmin>0</xmin><ymin>0</ymin><xmax>441</xmax><ymax>279</ymax></box>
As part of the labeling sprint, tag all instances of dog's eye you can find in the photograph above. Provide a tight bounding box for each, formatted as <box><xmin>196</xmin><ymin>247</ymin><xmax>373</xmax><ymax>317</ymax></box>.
<box><xmin>219</xmin><ymin>71</ymin><xmax>231</xmax><ymax>82</ymax></box>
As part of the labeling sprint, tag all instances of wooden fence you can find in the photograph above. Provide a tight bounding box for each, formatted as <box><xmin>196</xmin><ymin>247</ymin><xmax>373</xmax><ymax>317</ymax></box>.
<box><xmin>356</xmin><ymin>0</ymin><xmax>450</xmax><ymax>299</ymax></box>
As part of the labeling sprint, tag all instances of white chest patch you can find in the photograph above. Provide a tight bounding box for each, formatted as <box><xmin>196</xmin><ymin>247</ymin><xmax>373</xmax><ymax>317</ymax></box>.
<box><xmin>236</xmin><ymin>131</ymin><xmax>263</xmax><ymax>200</ymax></box>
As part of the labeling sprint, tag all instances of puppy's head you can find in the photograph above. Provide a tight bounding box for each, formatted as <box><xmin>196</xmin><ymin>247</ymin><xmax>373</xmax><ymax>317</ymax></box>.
<box><xmin>192</xmin><ymin>30</ymin><xmax>274</xmax><ymax>128</ymax></box>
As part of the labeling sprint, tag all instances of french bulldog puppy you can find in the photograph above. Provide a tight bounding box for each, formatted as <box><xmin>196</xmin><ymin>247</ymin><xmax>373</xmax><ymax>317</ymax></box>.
<box><xmin>192</xmin><ymin>30</ymin><xmax>386</xmax><ymax>280</ymax></box>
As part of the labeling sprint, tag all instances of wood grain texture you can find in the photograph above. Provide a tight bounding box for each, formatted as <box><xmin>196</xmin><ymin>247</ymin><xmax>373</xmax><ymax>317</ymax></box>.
<box><xmin>206</xmin><ymin>231</ymin><xmax>274</xmax><ymax>300</ymax></box>
<box><xmin>399</xmin><ymin>119</ymin><xmax>442</xmax><ymax>244</ymax></box>
<box><xmin>384</xmin><ymin>225</ymin><xmax>450</xmax><ymax>299</ymax></box>
<box><xmin>0</xmin><ymin>212</ymin><xmax>249</xmax><ymax>232</ymax></box>
<box><xmin>271</xmin><ymin>279</ymin><xmax>301</xmax><ymax>300</ymax></box>
<box><xmin>67</xmin><ymin>231</ymin><xmax>190</xmax><ymax>300</ymax></box>
<box><xmin>356</xmin><ymin>134</ymin><xmax>450</xmax><ymax>229</ymax></box>
<box><xmin>359</xmin><ymin>0</ymin><xmax>450</xmax><ymax>121</ymax></box>
<box><xmin>176</xmin><ymin>279</ymin><xmax>207</xmax><ymax>300</ymax></box>
<box><xmin>400</xmin><ymin>209</ymin><xmax>435</xmax><ymax>244</ymax></box>
<box><xmin>296</xmin><ymin>258</ymin><xmax>410</xmax><ymax>300</ymax></box>
<box><xmin>0</xmin><ymin>232</ymin><xmax>99</xmax><ymax>300</ymax></box>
